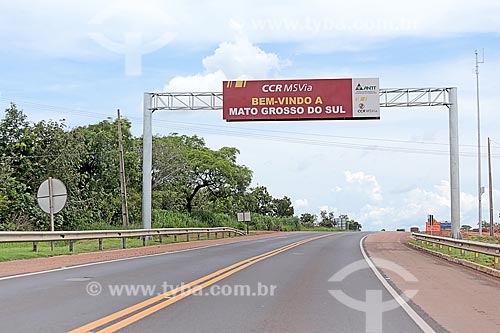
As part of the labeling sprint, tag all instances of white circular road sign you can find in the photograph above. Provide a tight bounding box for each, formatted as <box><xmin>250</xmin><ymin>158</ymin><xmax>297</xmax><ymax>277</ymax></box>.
<box><xmin>37</xmin><ymin>178</ymin><xmax>67</xmax><ymax>214</ymax></box>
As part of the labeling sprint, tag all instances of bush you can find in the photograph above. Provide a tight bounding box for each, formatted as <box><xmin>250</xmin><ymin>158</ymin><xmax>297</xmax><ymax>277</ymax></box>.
<box><xmin>152</xmin><ymin>209</ymin><xmax>245</xmax><ymax>230</ymax></box>
<box><xmin>250</xmin><ymin>214</ymin><xmax>301</xmax><ymax>231</ymax></box>
<box><xmin>153</xmin><ymin>210</ymin><xmax>203</xmax><ymax>228</ymax></box>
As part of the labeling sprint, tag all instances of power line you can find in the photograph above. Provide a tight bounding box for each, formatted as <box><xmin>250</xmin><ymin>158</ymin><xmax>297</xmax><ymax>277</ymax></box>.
<box><xmin>0</xmin><ymin>96</ymin><xmax>478</xmax><ymax>147</ymax></box>
<box><xmin>2</xmin><ymin>97</ymin><xmax>500</xmax><ymax>158</ymax></box>
<box><xmin>0</xmin><ymin>97</ymin><xmax>113</xmax><ymax>120</ymax></box>
<box><xmin>155</xmin><ymin>118</ymin><xmax>482</xmax><ymax>148</ymax></box>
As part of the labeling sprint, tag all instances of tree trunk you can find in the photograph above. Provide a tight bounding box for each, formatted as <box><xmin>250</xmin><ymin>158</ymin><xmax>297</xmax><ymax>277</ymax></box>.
<box><xmin>186</xmin><ymin>183</ymin><xmax>203</xmax><ymax>213</ymax></box>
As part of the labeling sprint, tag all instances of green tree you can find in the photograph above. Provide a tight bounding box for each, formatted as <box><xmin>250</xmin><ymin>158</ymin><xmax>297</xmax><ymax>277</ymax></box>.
<box><xmin>300</xmin><ymin>213</ymin><xmax>317</xmax><ymax>228</ymax></box>
<box><xmin>247</xmin><ymin>186</ymin><xmax>273</xmax><ymax>215</ymax></box>
<box><xmin>319</xmin><ymin>210</ymin><xmax>335</xmax><ymax>227</ymax></box>
<box><xmin>349</xmin><ymin>221</ymin><xmax>362</xmax><ymax>231</ymax></box>
<box><xmin>0</xmin><ymin>104</ymin><xmax>50</xmax><ymax>229</ymax></box>
<box><xmin>183</xmin><ymin>146</ymin><xmax>251</xmax><ymax>212</ymax></box>
<box><xmin>0</xmin><ymin>161</ymin><xmax>43</xmax><ymax>230</ymax></box>
<box><xmin>271</xmin><ymin>196</ymin><xmax>294</xmax><ymax>217</ymax></box>
<box><xmin>152</xmin><ymin>135</ymin><xmax>203</xmax><ymax>211</ymax></box>
<box><xmin>460</xmin><ymin>225</ymin><xmax>472</xmax><ymax>232</ymax></box>
<box><xmin>61</xmin><ymin>118</ymin><xmax>141</xmax><ymax>228</ymax></box>
<box><xmin>339</xmin><ymin>214</ymin><xmax>362</xmax><ymax>231</ymax></box>
<box><xmin>152</xmin><ymin>135</ymin><xmax>252</xmax><ymax>213</ymax></box>
<box><xmin>0</xmin><ymin>104</ymin><xmax>37</xmax><ymax>187</ymax></box>
<box><xmin>0</xmin><ymin>104</ymin><xmax>299</xmax><ymax>232</ymax></box>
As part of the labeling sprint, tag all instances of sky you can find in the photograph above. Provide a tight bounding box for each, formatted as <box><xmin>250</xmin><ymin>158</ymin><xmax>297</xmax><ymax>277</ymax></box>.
<box><xmin>1</xmin><ymin>0</ymin><xmax>500</xmax><ymax>231</ymax></box>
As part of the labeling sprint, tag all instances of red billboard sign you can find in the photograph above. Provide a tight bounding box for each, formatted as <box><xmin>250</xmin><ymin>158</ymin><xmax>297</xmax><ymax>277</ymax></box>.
<box><xmin>223</xmin><ymin>78</ymin><xmax>379</xmax><ymax>122</ymax></box>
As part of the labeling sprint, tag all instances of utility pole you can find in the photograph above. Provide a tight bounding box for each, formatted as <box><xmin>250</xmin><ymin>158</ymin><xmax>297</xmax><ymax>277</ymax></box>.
<box><xmin>117</xmin><ymin>109</ymin><xmax>130</xmax><ymax>227</ymax></box>
<box><xmin>488</xmin><ymin>137</ymin><xmax>494</xmax><ymax>237</ymax></box>
<box><xmin>475</xmin><ymin>49</ymin><xmax>484</xmax><ymax>235</ymax></box>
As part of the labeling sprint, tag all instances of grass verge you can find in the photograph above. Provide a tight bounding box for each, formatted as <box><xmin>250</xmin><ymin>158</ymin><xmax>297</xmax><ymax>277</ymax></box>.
<box><xmin>0</xmin><ymin>229</ymin><xmax>350</xmax><ymax>262</ymax></box>
<box><xmin>410</xmin><ymin>240</ymin><xmax>497</xmax><ymax>269</ymax></box>
<box><xmin>0</xmin><ymin>233</ymin><xmax>233</xmax><ymax>262</ymax></box>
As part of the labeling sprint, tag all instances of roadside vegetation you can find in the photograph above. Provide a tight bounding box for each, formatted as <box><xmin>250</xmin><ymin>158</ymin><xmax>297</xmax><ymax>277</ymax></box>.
<box><xmin>411</xmin><ymin>240</ymin><xmax>497</xmax><ymax>270</ymax></box>
<box><xmin>0</xmin><ymin>104</ymin><xmax>361</xmax><ymax>234</ymax></box>
<box><xmin>0</xmin><ymin>233</ymin><xmax>228</xmax><ymax>262</ymax></box>
<box><xmin>463</xmin><ymin>235</ymin><xmax>500</xmax><ymax>244</ymax></box>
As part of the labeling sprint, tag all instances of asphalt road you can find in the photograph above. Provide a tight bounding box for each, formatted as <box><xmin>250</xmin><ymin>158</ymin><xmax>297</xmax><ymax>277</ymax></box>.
<box><xmin>0</xmin><ymin>232</ymin><xmax>432</xmax><ymax>332</ymax></box>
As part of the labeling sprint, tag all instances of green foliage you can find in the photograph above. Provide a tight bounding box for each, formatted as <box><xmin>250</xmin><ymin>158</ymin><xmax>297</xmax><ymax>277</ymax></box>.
<box><xmin>251</xmin><ymin>213</ymin><xmax>301</xmax><ymax>231</ymax></box>
<box><xmin>460</xmin><ymin>225</ymin><xmax>472</xmax><ymax>231</ymax></box>
<box><xmin>271</xmin><ymin>196</ymin><xmax>294</xmax><ymax>217</ymax></box>
<box><xmin>152</xmin><ymin>134</ymin><xmax>252</xmax><ymax>214</ymax></box>
<box><xmin>153</xmin><ymin>210</ymin><xmax>202</xmax><ymax>228</ymax></box>
<box><xmin>152</xmin><ymin>209</ymin><xmax>245</xmax><ymax>230</ymax></box>
<box><xmin>319</xmin><ymin>210</ymin><xmax>335</xmax><ymax>227</ymax></box>
<box><xmin>300</xmin><ymin>213</ymin><xmax>317</xmax><ymax>228</ymax></box>
<box><xmin>152</xmin><ymin>210</ymin><xmax>302</xmax><ymax>232</ymax></box>
<box><xmin>0</xmin><ymin>105</ymin><xmax>142</xmax><ymax>230</ymax></box>
<box><xmin>0</xmin><ymin>103</ymin><xmax>362</xmax><ymax>234</ymax></box>
<box><xmin>247</xmin><ymin>186</ymin><xmax>273</xmax><ymax>215</ymax></box>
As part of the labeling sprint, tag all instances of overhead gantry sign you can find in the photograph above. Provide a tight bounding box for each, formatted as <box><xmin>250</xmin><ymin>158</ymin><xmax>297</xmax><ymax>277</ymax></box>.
<box><xmin>222</xmin><ymin>78</ymin><xmax>380</xmax><ymax>121</ymax></box>
<box><xmin>142</xmin><ymin>81</ymin><xmax>460</xmax><ymax>238</ymax></box>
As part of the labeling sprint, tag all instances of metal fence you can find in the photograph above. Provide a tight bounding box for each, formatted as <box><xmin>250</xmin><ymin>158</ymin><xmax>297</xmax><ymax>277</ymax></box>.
<box><xmin>412</xmin><ymin>232</ymin><xmax>500</xmax><ymax>269</ymax></box>
<box><xmin>0</xmin><ymin>227</ymin><xmax>245</xmax><ymax>252</ymax></box>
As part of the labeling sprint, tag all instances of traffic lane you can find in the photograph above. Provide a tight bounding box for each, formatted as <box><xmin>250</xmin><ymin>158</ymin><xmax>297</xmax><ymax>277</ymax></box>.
<box><xmin>0</xmin><ymin>232</ymin><xmax>300</xmax><ymax>278</ymax></box>
<box><xmin>0</xmin><ymin>232</ymin><xmax>329</xmax><ymax>333</ymax></box>
<box><xmin>121</xmin><ymin>232</ymin><xmax>424</xmax><ymax>333</ymax></box>
<box><xmin>0</xmin><ymin>233</ymin><xmax>312</xmax><ymax>297</ymax></box>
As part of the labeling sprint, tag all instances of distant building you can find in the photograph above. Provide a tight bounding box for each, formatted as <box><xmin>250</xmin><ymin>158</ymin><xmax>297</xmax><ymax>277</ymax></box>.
<box><xmin>425</xmin><ymin>218</ymin><xmax>452</xmax><ymax>236</ymax></box>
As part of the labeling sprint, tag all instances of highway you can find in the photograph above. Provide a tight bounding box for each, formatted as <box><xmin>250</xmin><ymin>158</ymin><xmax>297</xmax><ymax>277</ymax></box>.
<box><xmin>0</xmin><ymin>232</ymin><xmax>434</xmax><ymax>332</ymax></box>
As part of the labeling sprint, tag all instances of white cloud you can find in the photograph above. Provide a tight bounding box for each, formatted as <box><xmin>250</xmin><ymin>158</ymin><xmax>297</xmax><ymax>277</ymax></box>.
<box><xmin>344</xmin><ymin>170</ymin><xmax>382</xmax><ymax>201</ymax></box>
<box><xmin>359</xmin><ymin>205</ymin><xmax>396</xmax><ymax>227</ymax></box>
<box><xmin>2</xmin><ymin>1</ymin><xmax>500</xmax><ymax>57</ymax></box>
<box><xmin>294</xmin><ymin>199</ymin><xmax>309</xmax><ymax>208</ymax></box>
<box><xmin>164</xmin><ymin>71</ymin><xmax>227</xmax><ymax>92</ymax></box>
<box><xmin>348</xmin><ymin>180</ymin><xmax>485</xmax><ymax>231</ymax></box>
<box><xmin>164</xmin><ymin>38</ymin><xmax>283</xmax><ymax>91</ymax></box>
<box><xmin>202</xmin><ymin>39</ymin><xmax>282</xmax><ymax>79</ymax></box>
<box><xmin>332</xmin><ymin>186</ymin><xmax>342</xmax><ymax>193</ymax></box>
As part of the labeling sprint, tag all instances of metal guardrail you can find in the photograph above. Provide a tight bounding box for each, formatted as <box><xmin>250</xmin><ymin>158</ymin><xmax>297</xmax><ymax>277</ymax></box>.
<box><xmin>0</xmin><ymin>227</ymin><xmax>245</xmax><ymax>252</ymax></box>
<box><xmin>412</xmin><ymin>232</ymin><xmax>500</xmax><ymax>269</ymax></box>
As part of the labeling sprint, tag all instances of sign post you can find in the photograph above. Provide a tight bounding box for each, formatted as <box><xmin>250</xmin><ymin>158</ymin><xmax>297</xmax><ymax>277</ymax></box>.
<box><xmin>428</xmin><ymin>214</ymin><xmax>434</xmax><ymax>236</ymax></box>
<box><xmin>237</xmin><ymin>212</ymin><xmax>251</xmax><ymax>235</ymax></box>
<box><xmin>37</xmin><ymin>178</ymin><xmax>67</xmax><ymax>250</ymax></box>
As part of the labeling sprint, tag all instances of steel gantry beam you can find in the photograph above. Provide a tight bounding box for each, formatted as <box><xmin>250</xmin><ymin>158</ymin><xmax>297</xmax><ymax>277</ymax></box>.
<box><xmin>152</xmin><ymin>92</ymin><xmax>223</xmax><ymax>110</ymax></box>
<box><xmin>142</xmin><ymin>87</ymin><xmax>461</xmax><ymax>238</ymax></box>
<box><xmin>380</xmin><ymin>88</ymin><xmax>451</xmax><ymax>107</ymax></box>
<box><xmin>147</xmin><ymin>88</ymin><xmax>451</xmax><ymax>111</ymax></box>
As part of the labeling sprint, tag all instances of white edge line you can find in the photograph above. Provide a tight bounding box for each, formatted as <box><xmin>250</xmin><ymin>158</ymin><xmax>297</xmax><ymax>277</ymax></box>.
<box><xmin>0</xmin><ymin>234</ymin><xmax>294</xmax><ymax>282</ymax></box>
<box><xmin>360</xmin><ymin>235</ymin><xmax>436</xmax><ymax>333</ymax></box>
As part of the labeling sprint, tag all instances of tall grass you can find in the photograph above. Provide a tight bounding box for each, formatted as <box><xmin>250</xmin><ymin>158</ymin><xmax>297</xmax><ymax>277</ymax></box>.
<box><xmin>152</xmin><ymin>210</ymin><xmax>245</xmax><ymax>230</ymax></box>
<box><xmin>152</xmin><ymin>210</ymin><xmax>303</xmax><ymax>231</ymax></box>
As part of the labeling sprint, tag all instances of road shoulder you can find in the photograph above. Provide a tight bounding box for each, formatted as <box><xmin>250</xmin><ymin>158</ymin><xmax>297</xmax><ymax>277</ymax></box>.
<box><xmin>365</xmin><ymin>232</ymin><xmax>500</xmax><ymax>333</ymax></box>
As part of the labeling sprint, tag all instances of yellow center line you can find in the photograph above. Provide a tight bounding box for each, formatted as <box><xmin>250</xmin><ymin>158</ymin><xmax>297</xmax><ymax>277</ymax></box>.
<box><xmin>69</xmin><ymin>234</ymin><xmax>332</xmax><ymax>333</ymax></box>
<box><xmin>68</xmin><ymin>236</ymin><xmax>315</xmax><ymax>333</ymax></box>
<box><xmin>96</xmin><ymin>234</ymin><xmax>330</xmax><ymax>333</ymax></box>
